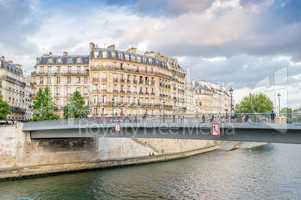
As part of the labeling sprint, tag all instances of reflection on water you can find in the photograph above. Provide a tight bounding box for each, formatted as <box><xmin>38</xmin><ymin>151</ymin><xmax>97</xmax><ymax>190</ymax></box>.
<box><xmin>1</xmin><ymin>144</ymin><xmax>301</xmax><ymax>200</ymax></box>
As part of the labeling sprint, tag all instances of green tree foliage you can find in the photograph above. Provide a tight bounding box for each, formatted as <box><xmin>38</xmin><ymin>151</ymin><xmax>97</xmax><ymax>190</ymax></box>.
<box><xmin>32</xmin><ymin>87</ymin><xmax>59</xmax><ymax>121</ymax></box>
<box><xmin>64</xmin><ymin>91</ymin><xmax>89</xmax><ymax>119</ymax></box>
<box><xmin>0</xmin><ymin>97</ymin><xmax>10</xmax><ymax>120</ymax></box>
<box><xmin>281</xmin><ymin>107</ymin><xmax>293</xmax><ymax>122</ymax></box>
<box><xmin>280</xmin><ymin>107</ymin><xmax>293</xmax><ymax>115</ymax></box>
<box><xmin>235</xmin><ymin>93</ymin><xmax>273</xmax><ymax>113</ymax></box>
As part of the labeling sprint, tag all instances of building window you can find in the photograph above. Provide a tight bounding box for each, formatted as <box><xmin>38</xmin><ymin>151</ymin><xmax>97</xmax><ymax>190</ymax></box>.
<box><xmin>55</xmin><ymin>87</ymin><xmax>59</xmax><ymax>96</ymax></box>
<box><xmin>67</xmin><ymin>66</ymin><xmax>71</xmax><ymax>73</ymax></box>
<box><xmin>39</xmin><ymin>66</ymin><xmax>44</xmax><ymax>73</ymax></box>
<box><xmin>67</xmin><ymin>58</ymin><xmax>73</xmax><ymax>64</ymax></box>
<box><xmin>67</xmin><ymin>76</ymin><xmax>71</xmax><ymax>84</ymax></box>
<box><xmin>47</xmin><ymin>77</ymin><xmax>51</xmax><ymax>84</ymax></box>
<box><xmin>56</xmin><ymin>76</ymin><xmax>60</xmax><ymax>84</ymax></box>
<box><xmin>56</xmin><ymin>66</ymin><xmax>60</xmax><ymax>73</ymax></box>
<box><xmin>77</xmin><ymin>76</ymin><xmax>81</xmax><ymax>83</ymax></box>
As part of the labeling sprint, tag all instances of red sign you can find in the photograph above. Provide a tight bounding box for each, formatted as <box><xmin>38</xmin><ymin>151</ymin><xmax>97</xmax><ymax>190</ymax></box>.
<box><xmin>114</xmin><ymin>123</ymin><xmax>121</xmax><ymax>133</ymax></box>
<box><xmin>211</xmin><ymin>122</ymin><xmax>221</xmax><ymax>136</ymax></box>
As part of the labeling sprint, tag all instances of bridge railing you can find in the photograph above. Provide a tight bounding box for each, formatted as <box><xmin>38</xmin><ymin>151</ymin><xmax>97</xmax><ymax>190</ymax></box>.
<box><xmin>86</xmin><ymin>113</ymin><xmax>301</xmax><ymax>125</ymax></box>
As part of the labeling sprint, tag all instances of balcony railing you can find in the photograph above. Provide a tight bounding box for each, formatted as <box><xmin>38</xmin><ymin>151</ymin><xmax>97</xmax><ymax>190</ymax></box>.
<box><xmin>32</xmin><ymin>70</ymin><xmax>89</xmax><ymax>76</ymax></box>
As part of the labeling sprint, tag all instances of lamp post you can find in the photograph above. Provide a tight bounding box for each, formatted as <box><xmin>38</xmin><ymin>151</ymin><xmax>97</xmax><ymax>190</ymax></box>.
<box><xmin>229</xmin><ymin>88</ymin><xmax>234</xmax><ymax>118</ymax></box>
<box><xmin>112</xmin><ymin>97</ymin><xmax>114</xmax><ymax>120</ymax></box>
<box><xmin>163</xmin><ymin>100</ymin><xmax>166</xmax><ymax>123</ymax></box>
<box><xmin>277</xmin><ymin>93</ymin><xmax>281</xmax><ymax>116</ymax></box>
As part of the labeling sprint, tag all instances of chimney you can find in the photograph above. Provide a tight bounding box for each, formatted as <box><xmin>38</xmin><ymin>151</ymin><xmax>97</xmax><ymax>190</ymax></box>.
<box><xmin>107</xmin><ymin>44</ymin><xmax>115</xmax><ymax>50</ymax></box>
<box><xmin>16</xmin><ymin>64</ymin><xmax>22</xmax><ymax>69</ymax></box>
<box><xmin>63</xmin><ymin>51</ymin><xmax>68</xmax><ymax>56</ymax></box>
<box><xmin>89</xmin><ymin>42</ymin><xmax>95</xmax><ymax>50</ymax></box>
<box><xmin>127</xmin><ymin>47</ymin><xmax>137</xmax><ymax>54</ymax></box>
<box><xmin>0</xmin><ymin>56</ymin><xmax>4</xmax><ymax>67</ymax></box>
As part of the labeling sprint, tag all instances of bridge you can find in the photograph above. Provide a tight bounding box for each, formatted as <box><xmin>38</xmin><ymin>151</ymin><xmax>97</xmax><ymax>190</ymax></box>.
<box><xmin>22</xmin><ymin>117</ymin><xmax>301</xmax><ymax>144</ymax></box>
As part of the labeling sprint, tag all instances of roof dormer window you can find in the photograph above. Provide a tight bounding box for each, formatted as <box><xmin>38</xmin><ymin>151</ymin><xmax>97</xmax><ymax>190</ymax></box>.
<box><xmin>102</xmin><ymin>51</ymin><xmax>108</xmax><ymax>58</ymax></box>
<box><xmin>111</xmin><ymin>51</ymin><xmax>116</xmax><ymax>58</ymax></box>
<box><xmin>118</xmin><ymin>53</ymin><xmax>124</xmax><ymax>60</ymax></box>
<box><xmin>48</xmin><ymin>58</ymin><xmax>53</xmax><ymax>64</ymax></box>
<box><xmin>125</xmin><ymin>54</ymin><xmax>129</xmax><ymax>61</ymax></box>
<box><xmin>94</xmin><ymin>51</ymin><xmax>99</xmax><ymax>58</ymax></box>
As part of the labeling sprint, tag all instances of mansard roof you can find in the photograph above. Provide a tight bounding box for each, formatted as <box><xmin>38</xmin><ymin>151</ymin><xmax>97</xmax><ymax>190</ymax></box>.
<box><xmin>36</xmin><ymin>55</ymin><xmax>89</xmax><ymax>65</ymax></box>
<box><xmin>0</xmin><ymin>57</ymin><xmax>23</xmax><ymax>76</ymax></box>
<box><xmin>91</xmin><ymin>47</ymin><xmax>185</xmax><ymax>73</ymax></box>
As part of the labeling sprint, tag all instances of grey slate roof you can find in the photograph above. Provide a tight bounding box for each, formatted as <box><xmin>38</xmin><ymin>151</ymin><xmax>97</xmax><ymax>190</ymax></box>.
<box><xmin>36</xmin><ymin>55</ymin><xmax>89</xmax><ymax>65</ymax></box>
<box><xmin>0</xmin><ymin>58</ymin><xmax>23</xmax><ymax>75</ymax></box>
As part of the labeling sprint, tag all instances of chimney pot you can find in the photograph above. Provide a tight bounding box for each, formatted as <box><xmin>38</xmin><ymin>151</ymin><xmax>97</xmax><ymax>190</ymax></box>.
<box><xmin>89</xmin><ymin>42</ymin><xmax>95</xmax><ymax>50</ymax></box>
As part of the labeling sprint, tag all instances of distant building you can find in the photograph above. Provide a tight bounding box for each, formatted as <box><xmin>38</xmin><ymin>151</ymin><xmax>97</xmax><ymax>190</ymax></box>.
<box><xmin>0</xmin><ymin>56</ymin><xmax>32</xmax><ymax>121</ymax></box>
<box><xmin>184</xmin><ymin>82</ymin><xmax>197</xmax><ymax>115</ymax></box>
<box><xmin>31</xmin><ymin>52</ymin><xmax>90</xmax><ymax>117</ymax></box>
<box><xmin>191</xmin><ymin>80</ymin><xmax>231</xmax><ymax>114</ymax></box>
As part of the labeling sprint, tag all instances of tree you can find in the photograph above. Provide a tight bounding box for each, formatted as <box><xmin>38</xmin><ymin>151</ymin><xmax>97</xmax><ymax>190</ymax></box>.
<box><xmin>281</xmin><ymin>107</ymin><xmax>293</xmax><ymax>122</ymax></box>
<box><xmin>32</xmin><ymin>87</ymin><xmax>59</xmax><ymax>121</ymax></box>
<box><xmin>235</xmin><ymin>93</ymin><xmax>273</xmax><ymax>113</ymax></box>
<box><xmin>0</xmin><ymin>97</ymin><xmax>10</xmax><ymax>120</ymax></box>
<box><xmin>64</xmin><ymin>91</ymin><xmax>89</xmax><ymax>119</ymax></box>
<box><xmin>280</xmin><ymin>107</ymin><xmax>293</xmax><ymax>115</ymax></box>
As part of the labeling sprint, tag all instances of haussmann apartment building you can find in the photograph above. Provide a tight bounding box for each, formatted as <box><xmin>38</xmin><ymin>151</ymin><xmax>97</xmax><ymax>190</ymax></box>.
<box><xmin>0</xmin><ymin>56</ymin><xmax>32</xmax><ymax>121</ymax></box>
<box><xmin>31</xmin><ymin>42</ymin><xmax>231</xmax><ymax>118</ymax></box>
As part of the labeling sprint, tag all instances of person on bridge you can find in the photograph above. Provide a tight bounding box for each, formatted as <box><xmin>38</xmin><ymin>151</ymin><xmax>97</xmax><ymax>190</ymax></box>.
<box><xmin>202</xmin><ymin>114</ymin><xmax>206</xmax><ymax>123</ymax></box>
<box><xmin>271</xmin><ymin>110</ymin><xmax>276</xmax><ymax>122</ymax></box>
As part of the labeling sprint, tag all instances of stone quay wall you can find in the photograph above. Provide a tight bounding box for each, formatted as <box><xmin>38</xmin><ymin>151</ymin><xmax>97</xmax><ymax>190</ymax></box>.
<box><xmin>0</xmin><ymin>124</ymin><xmax>217</xmax><ymax>180</ymax></box>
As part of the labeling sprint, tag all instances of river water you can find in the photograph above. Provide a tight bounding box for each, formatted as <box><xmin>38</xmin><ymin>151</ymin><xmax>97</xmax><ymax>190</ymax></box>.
<box><xmin>1</xmin><ymin>144</ymin><xmax>301</xmax><ymax>200</ymax></box>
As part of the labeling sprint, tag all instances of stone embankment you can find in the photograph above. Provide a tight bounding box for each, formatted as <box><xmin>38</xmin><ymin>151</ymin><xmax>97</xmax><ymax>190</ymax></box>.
<box><xmin>0</xmin><ymin>124</ymin><xmax>217</xmax><ymax>180</ymax></box>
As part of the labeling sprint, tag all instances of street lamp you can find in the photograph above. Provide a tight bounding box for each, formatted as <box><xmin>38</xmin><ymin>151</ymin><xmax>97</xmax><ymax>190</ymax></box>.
<box><xmin>112</xmin><ymin>97</ymin><xmax>114</xmax><ymax>119</ymax></box>
<box><xmin>163</xmin><ymin>100</ymin><xmax>166</xmax><ymax>122</ymax></box>
<box><xmin>229</xmin><ymin>87</ymin><xmax>234</xmax><ymax>117</ymax></box>
<box><xmin>277</xmin><ymin>93</ymin><xmax>281</xmax><ymax>116</ymax></box>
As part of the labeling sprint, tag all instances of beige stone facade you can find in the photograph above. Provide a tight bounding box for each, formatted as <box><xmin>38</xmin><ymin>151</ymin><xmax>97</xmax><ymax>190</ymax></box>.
<box><xmin>31</xmin><ymin>43</ymin><xmax>231</xmax><ymax>118</ymax></box>
<box><xmin>31</xmin><ymin>52</ymin><xmax>90</xmax><ymax>117</ymax></box>
<box><xmin>191</xmin><ymin>80</ymin><xmax>231</xmax><ymax>114</ymax></box>
<box><xmin>89</xmin><ymin>43</ymin><xmax>186</xmax><ymax>117</ymax></box>
<box><xmin>32</xmin><ymin>43</ymin><xmax>186</xmax><ymax>118</ymax></box>
<box><xmin>0</xmin><ymin>56</ymin><xmax>32</xmax><ymax>121</ymax></box>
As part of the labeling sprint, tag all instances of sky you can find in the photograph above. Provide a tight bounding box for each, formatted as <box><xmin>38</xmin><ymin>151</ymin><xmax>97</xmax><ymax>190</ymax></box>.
<box><xmin>0</xmin><ymin>0</ymin><xmax>301</xmax><ymax>108</ymax></box>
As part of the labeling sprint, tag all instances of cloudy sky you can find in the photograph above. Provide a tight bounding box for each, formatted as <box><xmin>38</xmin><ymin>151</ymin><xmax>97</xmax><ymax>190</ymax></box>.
<box><xmin>1</xmin><ymin>0</ymin><xmax>301</xmax><ymax>108</ymax></box>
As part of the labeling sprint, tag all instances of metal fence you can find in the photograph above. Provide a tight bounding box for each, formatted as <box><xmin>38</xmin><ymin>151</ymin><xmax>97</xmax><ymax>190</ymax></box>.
<box><xmin>83</xmin><ymin>113</ymin><xmax>301</xmax><ymax>124</ymax></box>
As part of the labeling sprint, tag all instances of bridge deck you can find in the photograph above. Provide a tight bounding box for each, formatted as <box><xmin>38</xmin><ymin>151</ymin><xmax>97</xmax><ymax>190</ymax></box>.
<box><xmin>21</xmin><ymin>119</ymin><xmax>301</xmax><ymax>144</ymax></box>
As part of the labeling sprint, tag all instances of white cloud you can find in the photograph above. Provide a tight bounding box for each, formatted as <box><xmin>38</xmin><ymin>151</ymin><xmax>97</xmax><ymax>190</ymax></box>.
<box><xmin>0</xmin><ymin>0</ymin><xmax>300</xmax><ymax>107</ymax></box>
